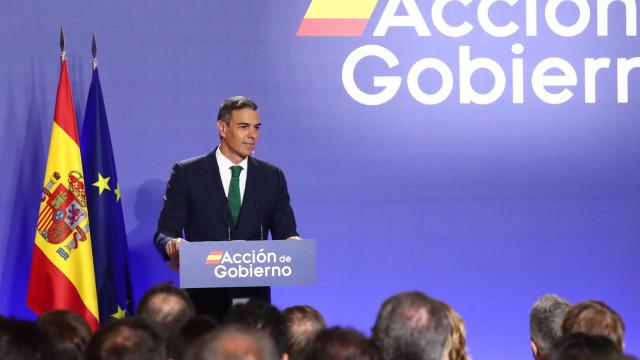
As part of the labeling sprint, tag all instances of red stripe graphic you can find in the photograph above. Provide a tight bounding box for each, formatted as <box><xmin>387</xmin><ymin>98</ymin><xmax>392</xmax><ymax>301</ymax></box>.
<box><xmin>297</xmin><ymin>18</ymin><xmax>370</xmax><ymax>36</ymax></box>
<box><xmin>27</xmin><ymin>246</ymin><xmax>99</xmax><ymax>332</ymax></box>
<box><xmin>52</xmin><ymin>61</ymin><xmax>80</xmax><ymax>144</ymax></box>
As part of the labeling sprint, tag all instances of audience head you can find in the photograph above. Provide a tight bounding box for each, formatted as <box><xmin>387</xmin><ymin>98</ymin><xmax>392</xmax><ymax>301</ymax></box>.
<box><xmin>543</xmin><ymin>332</ymin><xmax>636</xmax><ymax>360</ymax></box>
<box><xmin>185</xmin><ymin>324</ymin><xmax>279</xmax><ymax>360</ymax></box>
<box><xmin>0</xmin><ymin>316</ymin><xmax>54</xmax><ymax>360</ymax></box>
<box><xmin>561</xmin><ymin>300</ymin><xmax>625</xmax><ymax>350</ymax></box>
<box><xmin>168</xmin><ymin>315</ymin><xmax>219</xmax><ymax>360</ymax></box>
<box><xmin>305</xmin><ymin>326</ymin><xmax>381</xmax><ymax>360</ymax></box>
<box><xmin>372</xmin><ymin>291</ymin><xmax>451</xmax><ymax>360</ymax></box>
<box><xmin>283</xmin><ymin>305</ymin><xmax>327</xmax><ymax>360</ymax></box>
<box><xmin>439</xmin><ymin>301</ymin><xmax>471</xmax><ymax>360</ymax></box>
<box><xmin>225</xmin><ymin>299</ymin><xmax>288</xmax><ymax>357</ymax></box>
<box><xmin>136</xmin><ymin>283</ymin><xmax>196</xmax><ymax>345</ymax></box>
<box><xmin>85</xmin><ymin>318</ymin><xmax>165</xmax><ymax>360</ymax></box>
<box><xmin>36</xmin><ymin>310</ymin><xmax>92</xmax><ymax>360</ymax></box>
<box><xmin>529</xmin><ymin>294</ymin><xmax>571</xmax><ymax>359</ymax></box>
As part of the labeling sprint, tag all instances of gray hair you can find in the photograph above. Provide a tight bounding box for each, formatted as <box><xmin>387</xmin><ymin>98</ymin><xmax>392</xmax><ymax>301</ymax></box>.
<box><xmin>530</xmin><ymin>294</ymin><xmax>571</xmax><ymax>356</ymax></box>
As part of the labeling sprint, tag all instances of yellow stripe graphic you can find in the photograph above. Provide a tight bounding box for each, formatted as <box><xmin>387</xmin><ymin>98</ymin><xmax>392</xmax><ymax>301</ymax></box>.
<box><xmin>303</xmin><ymin>0</ymin><xmax>378</xmax><ymax>19</ymax></box>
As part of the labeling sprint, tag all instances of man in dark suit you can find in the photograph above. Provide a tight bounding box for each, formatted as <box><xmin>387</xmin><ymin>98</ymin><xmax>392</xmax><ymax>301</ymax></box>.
<box><xmin>154</xmin><ymin>96</ymin><xmax>300</xmax><ymax>321</ymax></box>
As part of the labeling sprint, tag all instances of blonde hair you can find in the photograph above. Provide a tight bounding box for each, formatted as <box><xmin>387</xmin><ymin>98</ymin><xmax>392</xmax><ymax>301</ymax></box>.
<box><xmin>442</xmin><ymin>302</ymin><xmax>472</xmax><ymax>360</ymax></box>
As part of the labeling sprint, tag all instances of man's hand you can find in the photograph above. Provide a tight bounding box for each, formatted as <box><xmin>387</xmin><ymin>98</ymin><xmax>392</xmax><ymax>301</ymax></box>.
<box><xmin>165</xmin><ymin>238</ymin><xmax>188</xmax><ymax>269</ymax></box>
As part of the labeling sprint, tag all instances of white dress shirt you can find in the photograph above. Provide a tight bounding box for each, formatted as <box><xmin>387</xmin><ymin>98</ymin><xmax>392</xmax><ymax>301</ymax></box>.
<box><xmin>215</xmin><ymin>146</ymin><xmax>248</xmax><ymax>203</ymax></box>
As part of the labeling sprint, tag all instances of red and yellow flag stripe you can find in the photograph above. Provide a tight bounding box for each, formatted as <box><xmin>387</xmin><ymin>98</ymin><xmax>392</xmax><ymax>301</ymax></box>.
<box><xmin>205</xmin><ymin>251</ymin><xmax>225</xmax><ymax>264</ymax></box>
<box><xmin>297</xmin><ymin>0</ymin><xmax>378</xmax><ymax>36</ymax></box>
<box><xmin>27</xmin><ymin>59</ymin><xmax>99</xmax><ymax>332</ymax></box>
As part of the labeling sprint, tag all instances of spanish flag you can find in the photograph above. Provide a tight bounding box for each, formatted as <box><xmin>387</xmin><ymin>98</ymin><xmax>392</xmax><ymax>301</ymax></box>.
<box><xmin>27</xmin><ymin>55</ymin><xmax>100</xmax><ymax>331</ymax></box>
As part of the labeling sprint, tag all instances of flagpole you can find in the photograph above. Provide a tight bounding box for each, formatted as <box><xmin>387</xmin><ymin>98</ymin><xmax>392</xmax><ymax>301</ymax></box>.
<box><xmin>60</xmin><ymin>26</ymin><xmax>66</xmax><ymax>62</ymax></box>
<box><xmin>92</xmin><ymin>33</ymin><xmax>98</xmax><ymax>70</ymax></box>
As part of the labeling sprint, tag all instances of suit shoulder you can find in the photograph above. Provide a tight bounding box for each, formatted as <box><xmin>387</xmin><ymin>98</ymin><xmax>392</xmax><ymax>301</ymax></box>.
<box><xmin>174</xmin><ymin>151</ymin><xmax>214</xmax><ymax>170</ymax></box>
<box><xmin>250</xmin><ymin>156</ymin><xmax>283</xmax><ymax>174</ymax></box>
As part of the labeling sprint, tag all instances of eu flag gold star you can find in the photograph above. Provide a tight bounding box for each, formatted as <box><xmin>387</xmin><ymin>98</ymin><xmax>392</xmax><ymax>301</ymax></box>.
<box><xmin>114</xmin><ymin>181</ymin><xmax>121</xmax><ymax>202</ymax></box>
<box><xmin>110</xmin><ymin>305</ymin><xmax>126</xmax><ymax>320</ymax></box>
<box><xmin>92</xmin><ymin>173</ymin><xmax>111</xmax><ymax>195</ymax></box>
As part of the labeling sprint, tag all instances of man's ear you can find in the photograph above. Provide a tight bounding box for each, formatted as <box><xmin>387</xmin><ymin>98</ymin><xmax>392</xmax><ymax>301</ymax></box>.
<box><xmin>217</xmin><ymin>120</ymin><xmax>226</xmax><ymax>138</ymax></box>
<box><xmin>531</xmin><ymin>339</ymin><xmax>539</xmax><ymax>359</ymax></box>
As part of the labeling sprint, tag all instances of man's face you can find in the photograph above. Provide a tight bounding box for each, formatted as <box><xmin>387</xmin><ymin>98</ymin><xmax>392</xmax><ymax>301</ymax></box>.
<box><xmin>218</xmin><ymin>108</ymin><xmax>261</xmax><ymax>164</ymax></box>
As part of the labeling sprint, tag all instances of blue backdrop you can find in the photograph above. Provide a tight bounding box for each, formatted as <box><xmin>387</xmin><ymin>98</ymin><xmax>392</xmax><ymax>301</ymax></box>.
<box><xmin>1</xmin><ymin>1</ymin><xmax>639</xmax><ymax>358</ymax></box>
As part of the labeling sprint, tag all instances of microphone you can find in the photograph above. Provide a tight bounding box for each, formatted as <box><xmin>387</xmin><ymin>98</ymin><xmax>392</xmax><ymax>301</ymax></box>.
<box><xmin>252</xmin><ymin>196</ymin><xmax>264</xmax><ymax>241</ymax></box>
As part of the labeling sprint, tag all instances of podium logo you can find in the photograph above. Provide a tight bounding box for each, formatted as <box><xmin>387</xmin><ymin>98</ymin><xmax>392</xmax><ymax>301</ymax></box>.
<box><xmin>297</xmin><ymin>0</ymin><xmax>378</xmax><ymax>36</ymax></box>
<box><xmin>205</xmin><ymin>251</ymin><xmax>225</xmax><ymax>265</ymax></box>
<box><xmin>205</xmin><ymin>249</ymin><xmax>293</xmax><ymax>279</ymax></box>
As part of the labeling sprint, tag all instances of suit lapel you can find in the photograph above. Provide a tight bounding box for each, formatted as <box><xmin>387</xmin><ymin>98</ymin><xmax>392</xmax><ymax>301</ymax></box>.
<box><xmin>242</xmin><ymin>157</ymin><xmax>258</xmax><ymax>211</ymax></box>
<box><xmin>201</xmin><ymin>148</ymin><xmax>232</xmax><ymax>228</ymax></box>
<box><xmin>237</xmin><ymin>157</ymin><xmax>259</xmax><ymax>231</ymax></box>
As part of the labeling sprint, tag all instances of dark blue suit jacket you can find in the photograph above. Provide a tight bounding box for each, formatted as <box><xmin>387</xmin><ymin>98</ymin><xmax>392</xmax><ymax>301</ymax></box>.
<box><xmin>154</xmin><ymin>148</ymin><xmax>298</xmax><ymax>255</ymax></box>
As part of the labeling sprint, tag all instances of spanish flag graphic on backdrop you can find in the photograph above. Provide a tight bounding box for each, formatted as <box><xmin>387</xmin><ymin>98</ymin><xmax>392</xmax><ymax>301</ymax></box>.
<box><xmin>27</xmin><ymin>55</ymin><xmax>100</xmax><ymax>331</ymax></box>
<box><xmin>297</xmin><ymin>0</ymin><xmax>378</xmax><ymax>36</ymax></box>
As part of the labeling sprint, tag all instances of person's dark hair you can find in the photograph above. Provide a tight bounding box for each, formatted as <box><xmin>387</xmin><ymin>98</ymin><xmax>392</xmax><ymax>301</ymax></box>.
<box><xmin>85</xmin><ymin>318</ymin><xmax>165</xmax><ymax>360</ymax></box>
<box><xmin>185</xmin><ymin>324</ymin><xmax>279</xmax><ymax>360</ymax></box>
<box><xmin>225</xmin><ymin>299</ymin><xmax>288</xmax><ymax>356</ymax></box>
<box><xmin>283</xmin><ymin>305</ymin><xmax>327</xmax><ymax>360</ymax></box>
<box><xmin>530</xmin><ymin>294</ymin><xmax>572</xmax><ymax>358</ymax></box>
<box><xmin>136</xmin><ymin>282</ymin><xmax>196</xmax><ymax>348</ymax></box>
<box><xmin>217</xmin><ymin>96</ymin><xmax>258</xmax><ymax>124</ymax></box>
<box><xmin>0</xmin><ymin>316</ymin><xmax>54</xmax><ymax>360</ymax></box>
<box><xmin>168</xmin><ymin>315</ymin><xmax>218</xmax><ymax>360</ymax></box>
<box><xmin>372</xmin><ymin>291</ymin><xmax>451</xmax><ymax>360</ymax></box>
<box><xmin>561</xmin><ymin>300</ymin><xmax>625</xmax><ymax>350</ymax></box>
<box><xmin>305</xmin><ymin>326</ymin><xmax>382</xmax><ymax>360</ymax></box>
<box><xmin>36</xmin><ymin>310</ymin><xmax>92</xmax><ymax>360</ymax></box>
<box><xmin>542</xmin><ymin>333</ymin><xmax>636</xmax><ymax>360</ymax></box>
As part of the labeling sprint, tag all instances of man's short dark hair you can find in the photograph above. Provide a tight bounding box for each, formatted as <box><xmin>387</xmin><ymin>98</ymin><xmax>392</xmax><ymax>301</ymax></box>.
<box><xmin>0</xmin><ymin>316</ymin><xmax>54</xmax><ymax>360</ymax></box>
<box><xmin>85</xmin><ymin>318</ymin><xmax>165</xmax><ymax>360</ymax></box>
<box><xmin>225</xmin><ymin>299</ymin><xmax>287</xmax><ymax>356</ymax></box>
<box><xmin>562</xmin><ymin>300</ymin><xmax>625</xmax><ymax>351</ymax></box>
<box><xmin>543</xmin><ymin>333</ymin><xmax>636</xmax><ymax>360</ymax></box>
<box><xmin>372</xmin><ymin>291</ymin><xmax>451</xmax><ymax>360</ymax></box>
<box><xmin>306</xmin><ymin>326</ymin><xmax>381</xmax><ymax>360</ymax></box>
<box><xmin>136</xmin><ymin>283</ymin><xmax>196</xmax><ymax>346</ymax></box>
<box><xmin>283</xmin><ymin>305</ymin><xmax>327</xmax><ymax>360</ymax></box>
<box><xmin>168</xmin><ymin>316</ymin><xmax>218</xmax><ymax>360</ymax></box>
<box><xmin>530</xmin><ymin>294</ymin><xmax>572</xmax><ymax>358</ymax></box>
<box><xmin>185</xmin><ymin>324</ymin><xmax>279</xmax><ymax>360</ymax></box>
<box><xmin>37</xmin><ymin>310</ymin><xmax>92</xmax><ymax>360</ymax></box>
<box><xmin>217</xmin><ymin>96</ymin><xmax>258</xmax><ymax>124</ymax></box>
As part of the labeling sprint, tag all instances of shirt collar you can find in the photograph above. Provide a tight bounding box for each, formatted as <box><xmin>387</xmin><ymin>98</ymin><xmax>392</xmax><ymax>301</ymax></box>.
<box><xmin>215</xmin><ymin>146</ymin><xmax>248</xmax><ymax>171</ymax></box>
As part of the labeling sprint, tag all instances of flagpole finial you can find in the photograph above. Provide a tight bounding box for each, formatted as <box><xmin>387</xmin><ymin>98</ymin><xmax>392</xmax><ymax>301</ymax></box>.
<box><xmin>60</xmin><ymin>26</ymin><xmax>66</xmax><ymax>61</ymax></box>
<box><xmin>92</xmin><ymin>33</ymin><xmax>98</xmax><ymax>70</ymax></box>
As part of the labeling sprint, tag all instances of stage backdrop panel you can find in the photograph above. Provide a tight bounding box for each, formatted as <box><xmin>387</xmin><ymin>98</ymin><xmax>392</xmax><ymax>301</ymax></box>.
<box><xmin>1</xmin><ymin>1</ymin><xmax>639</xmax><ymax>358</ymax></box>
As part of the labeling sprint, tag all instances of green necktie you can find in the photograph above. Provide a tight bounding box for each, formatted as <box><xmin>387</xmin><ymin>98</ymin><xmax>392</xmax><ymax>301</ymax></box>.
<box><xmin>228</xmin><ymin>165</ymin><xmax>243</xmax><ymax>226</ymax></box>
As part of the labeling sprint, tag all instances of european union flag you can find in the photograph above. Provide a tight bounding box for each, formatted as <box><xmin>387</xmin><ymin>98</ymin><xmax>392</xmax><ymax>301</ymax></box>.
<box><xmin>80</xmin><ymin>67</ymin><xmax>134</xmax><ymax>324</ymax></box>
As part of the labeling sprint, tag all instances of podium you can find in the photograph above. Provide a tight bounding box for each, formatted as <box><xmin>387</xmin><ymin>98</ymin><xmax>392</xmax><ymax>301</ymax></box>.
<box><xmin>179</xmin><ymin>239</ymin><xmax>316</xmax><ymax>289</ymax></box>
